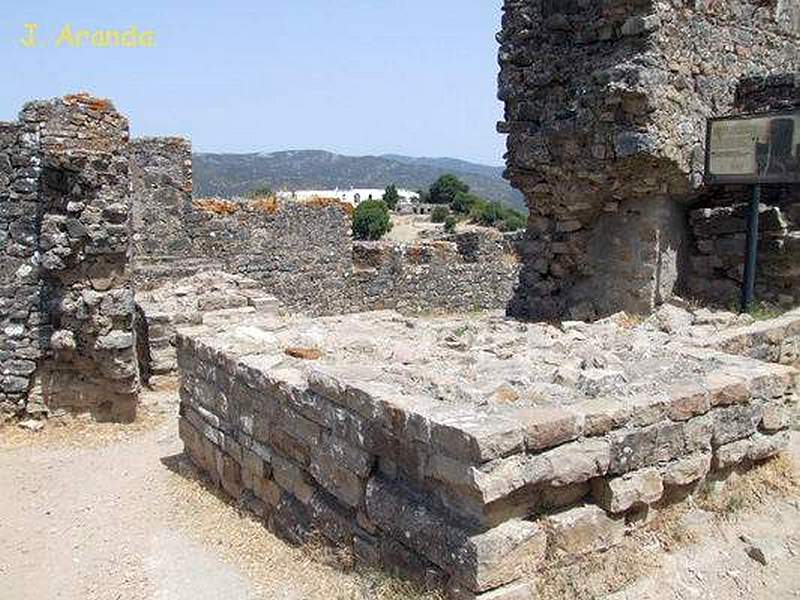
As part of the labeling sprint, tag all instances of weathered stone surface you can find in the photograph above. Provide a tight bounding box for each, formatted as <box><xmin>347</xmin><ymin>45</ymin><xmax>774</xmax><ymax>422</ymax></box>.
<box><xmin>518</xmin><ymin>406</ymin><xmax>581</xmax><ymax>451</ymax></box>
<box><xmin>1</xmin><ymin>94</ymin><xmax>139</xmax><ymax>421</ymax></box>
<box><xmin>592</xmin><ymin>468</ymin><xmax>664</xmax><ymax>514</ymax></box>
<box><xmin>501</xmin><ymin>0</ymin><xmax>800</xmax><ymax>319</ymax></box>
<box><xmin>365</xmin><ymin>476</ymin><xmax>545</xmax><ymax>592</ymax></box>
<box><xmin>447</xmin><ymin>581</ymin><xmax>536</xmax><ymax>600</ymax></box>
<box><xmin>712</xmin><ymin>405</ymin><xmax>762</xmax><ymax>446</ymax></box>
<box><xmin>545</xmin><ymin>505</ymin><xmax>625</xmax><ymax>559</ymax></box>
<box><xmin>662</xmin><ymin>453</ymin><xmax>712</xmax><ymax>487</ymax></box>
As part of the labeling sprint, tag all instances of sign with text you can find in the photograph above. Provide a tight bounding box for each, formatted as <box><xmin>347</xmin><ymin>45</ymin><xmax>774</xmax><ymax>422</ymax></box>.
<box><xmin>705</xmin><ymin>110</ymin><xmax>800</xmax><ymax>184</ymax></box>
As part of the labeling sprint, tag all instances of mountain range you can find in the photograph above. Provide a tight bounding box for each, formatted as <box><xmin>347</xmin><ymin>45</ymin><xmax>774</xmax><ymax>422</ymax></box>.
<box><xmin>192</xmin><ymin>150</ymin><xmax>526</xmax><ymax>211</ymax></box>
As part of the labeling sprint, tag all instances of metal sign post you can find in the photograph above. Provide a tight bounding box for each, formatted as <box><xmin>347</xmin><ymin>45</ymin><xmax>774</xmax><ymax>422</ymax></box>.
<box><xmin>740</xmin><ymin>185</ymin><xmax>760</xmax><ymax>312</ymax></box>
<box><xmin>705</xmin><ymin>109</ymin><xmax>800</xmax><ymax>313</ymax></box>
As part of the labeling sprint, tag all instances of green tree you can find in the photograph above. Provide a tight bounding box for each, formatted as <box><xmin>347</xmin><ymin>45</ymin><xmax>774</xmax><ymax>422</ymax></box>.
<box><xmin>451</xmin><ymin>191</ymin><xmax>481</xmax><ymax>214</ymax></box>
<box><xmin>382</xmin><ymin>184</ymin><xmax>400</xmax><ymax>210</ymax></box>
<box><xmin>470</xmin><ymin>199</ymin><xmax>526</xmax><ymax>231</ymax></box>
<box><xmin>498</xmin><ymin>211</ymin><xmax>526</xmax><ymax>232</ymax></box>
<box><xmin>429</xmin><ymin>174</ymin><xmax>469</xmax><ymax>205</ymax></box>
<box><xmin>444</xmin><ymin>215</ymin><xmax>457</xmax><ymax>234</ymax></box>
<box><xmin>247</xmin><ymin>185</ymin><xmax>274</xmax><ymax>199</ymax></box>
<box><xmin>431</xmin><ymin>205</ymin><xmax>450</xmax><ymax>223</ymax></box>
<box><xmin>353</xmin><ymin>199</ymin><xmax>393</xmax><ymax>240</ymax></box>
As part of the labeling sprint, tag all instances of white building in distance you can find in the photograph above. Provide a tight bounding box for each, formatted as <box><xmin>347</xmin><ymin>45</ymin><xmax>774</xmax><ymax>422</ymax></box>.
<box><xmin>277</xmin><ymin>188</ymin><xmax>419</xmax><ymax>206</ymax></box>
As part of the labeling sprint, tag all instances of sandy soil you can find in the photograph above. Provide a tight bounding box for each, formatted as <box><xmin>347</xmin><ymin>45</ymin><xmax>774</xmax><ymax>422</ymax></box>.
<box><xmin>384</xmin><ymin>214</ymin><xmax>488</xmax><ymax>242</ymax></box>
<box><xmin>1</xmin><ymin>384</ymin><xmax>798</xmax><ymax>600</ymax></box>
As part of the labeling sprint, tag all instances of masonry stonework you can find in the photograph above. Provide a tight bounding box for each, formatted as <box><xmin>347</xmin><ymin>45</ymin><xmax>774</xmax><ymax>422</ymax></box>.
<box><xmin>0</xmin><ymin>95</ymin><xmax>139</xmax><ymax>421</ymax></box>
<box><xmin>499</xmin><ymin>0</ymin><xmax>800</xmax><ymax>320</ymax></box>
<box><xmin>130</xmin><ymin>144</ymin><xmax>521</xmax><ymax>316</ymax></box>
<box><xmin>175</xmin><ymin>310</ymin><xmax>796</xmax><ymax>598</ymax></box>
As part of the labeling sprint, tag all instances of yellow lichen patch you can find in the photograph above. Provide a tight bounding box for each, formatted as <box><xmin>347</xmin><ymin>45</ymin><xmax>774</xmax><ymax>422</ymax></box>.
<box><xmin>64</xmin><ymin>93</ymin><xmax>112</xmax><ymax>112</ymax></box>
<box><xmin>285</xmin><ymin>347</ymin><xmax>323</xmax><ymax>360</ymax></box>
<box><xmin>252</xmin><ymin>196</ymin><xmax>279</xmax><ymax>215</ymax></box>
<box><xmin>194</xmin><ymin>198</ymin><xmax>238</xmax><ymax>216</ymax></box>
<box><xmin>306</xmin><ymin>196</ymin><xmax>353</xmax><ymax>215</ymax></box>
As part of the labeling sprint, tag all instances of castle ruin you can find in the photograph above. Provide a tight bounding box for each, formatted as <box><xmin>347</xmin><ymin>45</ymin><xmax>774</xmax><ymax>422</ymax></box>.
<box><xmin>1</xmin><ymin>2</ymin><xmax>800</xmax><ymax>599</ymax></box>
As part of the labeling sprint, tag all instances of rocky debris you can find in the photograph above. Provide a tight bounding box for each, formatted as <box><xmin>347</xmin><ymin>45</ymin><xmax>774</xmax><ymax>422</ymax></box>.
<box><xmin>18</xmin><ymin>418</ymin><xmax>44</xmax><ymax>432</ymax></box>
<box><xmin>740</xmin><ymin>534</ymin><xmax>769</xmax><ymax>566</ymax></box>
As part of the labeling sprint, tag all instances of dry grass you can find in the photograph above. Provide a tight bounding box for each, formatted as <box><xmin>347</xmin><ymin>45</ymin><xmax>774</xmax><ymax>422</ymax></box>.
<box><xmin>0</xmin><ymin>405</ymin><xmax>166</xmax><ymax>450</ymax></box>
<box><xmin>696</xmin><ymin>454</ymin><xmax>800</xmax><ymax>515</ymax></box>
<box><xmin>306</xmin><ymin>196</ymin><xmax>353</xmax><ymax>215</ymax></box>
<box><xmin>163</xmin><ymin>456</ymin><xmax>442</xmax><ymax>600</ymax></box>
<box><xmin>194</xmin><ymin>198</ymin><xmax>239</xmax><ymax>216</ymax></box>
<box><xmin>252</xmin><ymin>196</ymin><xmax>279</xmax><ymax>214</ymax></box>
<box><xmin>535</xmin><ymin>453</ymin><xmax>799</xmax><ymax>599</ymax></box>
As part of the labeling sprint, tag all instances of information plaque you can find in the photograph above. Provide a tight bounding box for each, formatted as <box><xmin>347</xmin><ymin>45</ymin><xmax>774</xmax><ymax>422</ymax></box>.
<box><xmin>705</xmin><ymin>110</ymin><xmax>800</xmax><ymax>185</ymax></box>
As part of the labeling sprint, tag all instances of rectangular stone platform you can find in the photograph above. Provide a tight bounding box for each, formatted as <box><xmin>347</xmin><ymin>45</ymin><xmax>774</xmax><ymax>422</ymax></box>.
<box><xmin>175</xmin><ymin>311</ymin><xmax>796</xmax><ymax>598</ymax></box>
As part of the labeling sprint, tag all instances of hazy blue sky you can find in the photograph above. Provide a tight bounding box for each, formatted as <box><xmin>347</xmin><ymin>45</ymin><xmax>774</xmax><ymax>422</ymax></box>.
<box><xmin>1</xmin><ymin>1</ymin><xmax>506</xmax><ymax>165</ymax></box>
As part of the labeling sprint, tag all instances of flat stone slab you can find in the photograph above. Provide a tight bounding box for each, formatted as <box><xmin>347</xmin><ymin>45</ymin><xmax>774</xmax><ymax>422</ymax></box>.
<box><xmin>178</xmin><ymin>309</ymin><xmax>795</xmax><ymax>461</ymax></box>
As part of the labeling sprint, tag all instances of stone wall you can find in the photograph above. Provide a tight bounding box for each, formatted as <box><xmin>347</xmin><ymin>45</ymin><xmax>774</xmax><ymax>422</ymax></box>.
<box><xmin>499</xmin><ymin>0</ymin><xmax>800</xmax><ymax>320</ymax></box>
<box><xmin>0</xmin><ymin>119</ymin><xmax>44</xmax><ymax>416</ymax></box>
<box><xmin>686</xmin><ymin>74</ymin><xmax>800</xmax><ymax>306</ymax></box>
<box><xmin>0</xmin><ymin>95</ymin><xmax>139</xmax><ymax>421</ymax></box>
<box><xmin>131</xmin><ymin>148</ymin><xmax>520</xmax><ymax>315</ymax></box>
<box><xmin>175</xmin><ymin>311</ymin><xmax>796</xmax><ymax>598</ymax></box>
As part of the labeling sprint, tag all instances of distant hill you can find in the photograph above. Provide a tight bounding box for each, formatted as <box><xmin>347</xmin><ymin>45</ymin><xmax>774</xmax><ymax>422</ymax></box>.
<box><xmin>192</xmin><ymin>150</ymin><xmax>526</xmax><ymax>211</ymax></box>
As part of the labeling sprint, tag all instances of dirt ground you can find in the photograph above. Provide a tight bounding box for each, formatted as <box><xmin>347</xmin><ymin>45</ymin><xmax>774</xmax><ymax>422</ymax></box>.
<box><xmin>384</xmin><ymin>214</ymin><xmax>488</xmax><ymax>242</ymax></box>
<box><xmin>1</xmin><ymin>383</ymin><xmax>799</xmax><ymax>600</ymax></box>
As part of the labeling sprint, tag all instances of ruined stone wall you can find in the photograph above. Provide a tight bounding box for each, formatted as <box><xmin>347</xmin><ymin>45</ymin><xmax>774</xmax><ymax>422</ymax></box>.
<box><xmin>500</xmin><ymin>0</ymin><xmax>800</xmax><ymax>320</ymax></box>
<box><xmin>347</xmin><ymin>233</ymin><xmax>520</xmax><ymax>314</ymax></box>
<box><xmin>0</xmin><ymin>120</ymin><xmax>45</xmax><ymax>415</ymax></box>
<box><xmin>0</xmin><ymin>95</ymin><xmax>139</xmax><ymax>421</ymax></box>
<box><xmin>131</xmin><ymin>147</ymin><xmax>520</xmax><ymax>315</ymax></box>
<box><xmin>686</xmin><ymin>74</ymin><xmax>800</xmax><ymax>306</ymax></box>
<box><xmin>130</xmin><ymin>137</ymin><xmax>194</xmax><ymax>262</ymax></box>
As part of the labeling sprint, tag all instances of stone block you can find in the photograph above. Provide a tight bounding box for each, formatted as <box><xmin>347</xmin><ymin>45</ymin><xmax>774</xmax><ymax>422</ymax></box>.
<box><xmin>667</xmin><ymin>382</ymin><xmax>711</xmax><ymax>421</ymax></box>
<box><xmin>761</xmin><ymin>404</ymin><xmax>791</xmax><ymax>431</ymax></box>
<box><xmin>447</xmin><ymin>581</ymin><xmax>536</xmax><ymax>600</ymax></box>
<box><xmin>546</xmin><ymin>438</ymin><xmax>611</xmax><ymax>487</ymax></box>
<box><xmin>662</xmin><ymin>453</ymin><xmax>712</xmax><ymax>487</ymax></box>
<box><xmin>366</xmin><ymin>476</ymin><xmax>545</xmax><ymax>592</ymax></box>
<box><xmin>308</xmin><ymin>448</ymin><xmax>365</xmax><ymax>508</ymax></box>
<box><xmin>545</xmin><ymin>505</ymin><xmax>625</xmax><ymax>559</ymax></box>
<box><xmin>591</xmin><ymin>468</ymin><xmax>664</xmax><ymax>513</ymax></box>
<box><xmin>516</xmin><ymin>406</ymin><xmax>581</xmax><ymax>451</ymax></box>
<box><xmin>609</xmin><ymin>420</ymin><xmax>686</xmax><ymax>474</ymax></box>
<box><xmin>711</xmin><ymin>404</ymin><xmax>762</xmax><ymax>446</ymax></box>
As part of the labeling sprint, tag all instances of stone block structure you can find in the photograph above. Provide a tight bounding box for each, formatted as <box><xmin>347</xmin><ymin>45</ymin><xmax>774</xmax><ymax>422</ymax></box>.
<box><xmin>1</xmin><ymin>95</ymin><xmax>139</xmax><ymax>421</ymax></box>
<box><xmin>499</xmin><ymin>0</ymin><xmax>800</xmax><ymax>320</ymax></box>
<box><xmin>176</xmin><ymin>311</ymin><xmax>796</xmax><ymax>598</ymax></box>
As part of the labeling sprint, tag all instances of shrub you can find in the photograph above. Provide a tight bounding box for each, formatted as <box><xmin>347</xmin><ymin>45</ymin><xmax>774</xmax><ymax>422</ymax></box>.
<box><xmin>382</xmin><ymin>184</ymin><xmax>400</xmax><ymax>210</ymax></box>
<box><xmin>444</xmin><ymin>215</ymin><xmax>457</xmax><ymax>234</ymax></box>
<box><xmin>470</xmin><ymin>199</ymin><xmax>526</xmax><ymax>231</ymax></box>
<box><xmin>431</xmin><ymin>205</ymin><xmax>449</xmax><ymax>223</ymax></box>
<box><xmin>353</xmin><ymin>199</ymin><xmax>393</xmax><ymax>240</ymax></box>
<box><xmin>498</xmin><ymin>211</ymin><xmax>527</xmax><ymax>232</ymax></box>
<box><xmin>451</xmin><ymin>191</ymin><xmax>481</xmax><ymax>214</ymax></box>
<box><xmin>247</xmin><ymin>185</ymin><xmax>274</xmax><ymax>199</ymax></box>
<box><xmin>429</xmin><ymin>174</ymin><xmax>469</xmax><ymax>205</ymax></box>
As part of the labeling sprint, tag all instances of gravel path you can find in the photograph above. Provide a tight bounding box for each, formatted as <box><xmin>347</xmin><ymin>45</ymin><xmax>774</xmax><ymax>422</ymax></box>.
<box><xmin>1</xmin><ymin>385</ymin><xmax>798</xmax><ymax>600</ymax></box>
